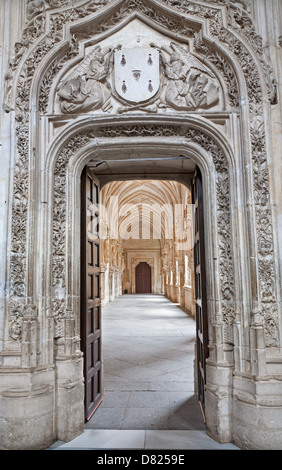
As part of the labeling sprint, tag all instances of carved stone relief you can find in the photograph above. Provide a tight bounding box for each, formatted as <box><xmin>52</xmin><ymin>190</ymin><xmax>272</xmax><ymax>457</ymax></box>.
<box><xmin>56</xmin><ymin>38</ymin><xmax>221</xmax><ymax>115</ymax></box>
<box><xmin>51</xmin><ymin>131</ymin><xmax>96</xmax><ymax>338</ymax></box>
<box><xmin>57</xmin><ymin>45</ymin><xmax>116</xmax><ymax>113</ymax></box>
<box><xmin>161</xmin><ymin>0</ymin><xmax>277</xmax><ymax>104</ymax></box>
<box><xmin>153</xmin><ymin>41</ymin><xmax>220</xmax><ymax>111</ymax></box>
<box><xmin>210</xmin><ymin>28</ymin><xmax>279</xmax><ymax>346</ymax></box>
<box><xmin>28</xmin><ymin>1</ymin><xmax>247</xmax><ymax>115</ymax></box>
<box><xmin>26</xmin><ymin>0</ymin><xmax>45</xmax><ymax>21</ymax></box>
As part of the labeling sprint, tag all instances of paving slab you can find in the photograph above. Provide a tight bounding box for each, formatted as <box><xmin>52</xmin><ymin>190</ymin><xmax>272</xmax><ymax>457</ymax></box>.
<box><xmin>50</xmin><ymin>429</ymin><xmax>239</xmax><ymax>450</ymax></box>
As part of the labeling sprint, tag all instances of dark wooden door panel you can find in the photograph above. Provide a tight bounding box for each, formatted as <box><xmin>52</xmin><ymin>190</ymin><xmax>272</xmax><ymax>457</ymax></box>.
<box><xmin>81</xmin><ymin>166</ymin><xmax>102</xmax><ymax>421</ymax></box>
<box><xmin>136</xmin><ymin>262</ymin><xmax>152</xmax><ymax>294</ymax></box>
<box><xmin>192</xmin><ymin>167</ymin><xmax>208</xmax><ymax>421</ymax></box>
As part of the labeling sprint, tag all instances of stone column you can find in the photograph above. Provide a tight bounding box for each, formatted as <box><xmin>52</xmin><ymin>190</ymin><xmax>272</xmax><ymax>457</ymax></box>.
<box><xmin>100</xmin><ymin>263</ymin><xmax>107</xmax><ymax>307</ymax></box>
<box><xmin>109</xmin><ymin>269</ymin><xmax>115</xmax><ymax>301</ymax></box>
<box><xmin>178</xmin><ymin>263</ymin><xmax>185</xmax><ymax>308</ymax></box>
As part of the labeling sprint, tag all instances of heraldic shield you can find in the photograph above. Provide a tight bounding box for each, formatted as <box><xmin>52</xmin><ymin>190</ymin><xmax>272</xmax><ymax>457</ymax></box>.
<box><xmin>114</xmin><ymin>47</ymin><xmax>160</xmax><ymax>104</ymax></box>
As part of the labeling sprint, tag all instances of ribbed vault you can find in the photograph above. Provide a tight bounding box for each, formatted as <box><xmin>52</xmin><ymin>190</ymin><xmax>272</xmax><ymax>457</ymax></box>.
<box><xmin>100</xmin><ymin>179</ymin><xmax>190</xmax><ymax>241</ymax></box>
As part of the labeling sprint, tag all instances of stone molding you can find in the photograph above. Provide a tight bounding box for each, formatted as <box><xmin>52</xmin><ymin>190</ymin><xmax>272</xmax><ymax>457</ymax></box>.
<box><xmin>46</xmin><ymin>118</ymin><xmax>235</xmax><ymax>354</ymax></box>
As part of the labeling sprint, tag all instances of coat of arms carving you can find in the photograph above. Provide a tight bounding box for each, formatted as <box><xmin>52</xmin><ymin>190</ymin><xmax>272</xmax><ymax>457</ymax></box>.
<box><xmin>56</xmin><ymin>41</ymin><xmax>220</xmax><ymax>114</ymax></box>
<box><xmin>113</xmin><ymin>47</ymin><xmax>160</xmax><ymax>104</ymax></box>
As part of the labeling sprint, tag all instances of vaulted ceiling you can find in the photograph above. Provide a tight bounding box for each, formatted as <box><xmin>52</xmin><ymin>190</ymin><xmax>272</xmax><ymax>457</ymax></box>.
<box><xmin>100</xmin><ymin>179</ymin><xmax>191</xmax><ymax>241</ymax></box>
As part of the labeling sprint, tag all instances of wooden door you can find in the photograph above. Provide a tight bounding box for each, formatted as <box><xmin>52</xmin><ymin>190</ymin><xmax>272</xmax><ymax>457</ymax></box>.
<box><xmin>135</xmin><ymin>262</ymin><xmax>152</xmax><ymax>294</ymax></box>
<box><xmin>192</xmin><ymin>166</ymin><xmax>208</xmax><ymax>421</ymax></box>
<box><xmin>81</xmin><ymin>166</ymin><xmax>102</xmax><ymax>421</ymax></box>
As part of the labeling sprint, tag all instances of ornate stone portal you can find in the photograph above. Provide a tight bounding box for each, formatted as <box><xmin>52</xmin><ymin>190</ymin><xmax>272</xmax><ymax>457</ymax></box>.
<box><xmin>0</xmin><ymin>0</ymin><xmax>281</xmax><ymax>450</ymax></box>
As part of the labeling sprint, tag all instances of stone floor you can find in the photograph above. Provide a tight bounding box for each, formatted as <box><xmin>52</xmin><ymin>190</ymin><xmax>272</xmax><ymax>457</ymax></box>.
<box><xmin>50</xmin><ymin>294</ymin><xmax>239</xmax><ymax>450</ymax></box>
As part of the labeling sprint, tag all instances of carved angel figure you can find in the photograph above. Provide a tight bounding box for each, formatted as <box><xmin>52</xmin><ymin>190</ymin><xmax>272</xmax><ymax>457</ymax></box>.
<box><xmin>57</xmin><ymin>46</ymin><xmax>115</xmax><ymax>113</ymax></box>
<box><xmin>152</xmin><ymin>42</ymin><xmax>219</xmax><ymax>111</ymax></box>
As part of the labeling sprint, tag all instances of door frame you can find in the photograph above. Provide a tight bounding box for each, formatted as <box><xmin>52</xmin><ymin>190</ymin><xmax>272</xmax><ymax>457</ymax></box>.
<box><xmin>79</xmin><ymin>160</ymin><xmax>210</xmax><ymax>423</ymax></box>
<box><xmin>132</xmin><ymin>257</ymin><xmax>155</xmax><ymax>294</ymax></box>
<box><xmin>135</xmin><ymin>261</ymin><xmax>152</xmax><ymax>294</ymax></box>
<box><xmin>52</xmin><ymin>121</ymin><xmax>237</xmax><ymax>440</ymax></box>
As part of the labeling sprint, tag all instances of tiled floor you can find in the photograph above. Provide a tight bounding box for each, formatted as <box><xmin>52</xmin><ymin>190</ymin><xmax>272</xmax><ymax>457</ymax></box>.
<box><xmin>50</xmin><ymin>295</ymin><xmax>239</xmax><ymax>450</ymax></box>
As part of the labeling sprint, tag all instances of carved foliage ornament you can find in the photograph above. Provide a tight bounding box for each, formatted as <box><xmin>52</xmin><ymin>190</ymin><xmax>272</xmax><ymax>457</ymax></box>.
<box><xmin>214</xmin><ymin>28</ymin><xmax>279</xmax><ymax>346</ymax></box>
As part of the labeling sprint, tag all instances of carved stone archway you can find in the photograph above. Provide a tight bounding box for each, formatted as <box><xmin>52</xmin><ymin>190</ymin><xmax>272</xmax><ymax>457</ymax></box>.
<box><xmin>1</xmin><ymin>0</ymin><xmax>281</xmax><ymax>451</ymax></box>
<box><xmin>44</xmin><ymin>119</ymin><xmax>238</xmax><ymax>447</ymax></box>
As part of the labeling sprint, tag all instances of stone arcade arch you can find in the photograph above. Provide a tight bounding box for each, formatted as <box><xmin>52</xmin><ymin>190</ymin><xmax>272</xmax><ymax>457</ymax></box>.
<box><xmin>0</xmin><ymin>0</ymin><xmax>281</xmax><ymax>450</ymax></box>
